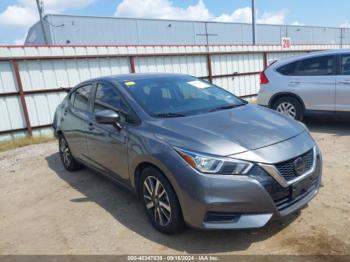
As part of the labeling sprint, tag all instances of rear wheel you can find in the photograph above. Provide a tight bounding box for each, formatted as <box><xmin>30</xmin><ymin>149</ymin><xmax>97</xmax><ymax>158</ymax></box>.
<box><xmin>58</xmin><ymin>135</ymin><xmax>82</xmax><ymax>171</ymax></box>
<box><xmin>140</xmin><ymin>167</ymin><xmax>184</xmax><ymax>234</ymax></box>
<box><xmin>272</xmin><ymin>96</ymin><xmax>303</xmax><ymax>121</ymax></box>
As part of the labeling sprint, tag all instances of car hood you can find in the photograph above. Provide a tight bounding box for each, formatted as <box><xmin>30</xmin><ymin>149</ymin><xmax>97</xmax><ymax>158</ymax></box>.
<box><xmin>152</xmin><ymin>104</ymin><xmax>305</xmax><ymax>156</ymax></box>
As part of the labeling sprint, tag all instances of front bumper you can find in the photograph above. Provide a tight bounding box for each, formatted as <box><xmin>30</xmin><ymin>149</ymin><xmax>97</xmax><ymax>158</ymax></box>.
<box><xmin>169</xmin><ymin>145</ymin><xmax>322</xmax><ymax>230</ymax></box>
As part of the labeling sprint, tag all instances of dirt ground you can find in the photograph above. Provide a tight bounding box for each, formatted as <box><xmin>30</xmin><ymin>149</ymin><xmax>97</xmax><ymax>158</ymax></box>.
<box><xmin>0</xmin><ymin>118</ymin><xmax>350</xmax><ymax>255</ymax></box>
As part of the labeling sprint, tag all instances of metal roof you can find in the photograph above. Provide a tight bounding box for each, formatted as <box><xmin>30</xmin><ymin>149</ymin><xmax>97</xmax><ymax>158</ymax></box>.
<box><xmin>35</xmin><ymin>13</ymin><xmax>350</xmax><ymax>29</ymax></box>
<box><xmin>25</xmin><ymin>14</ymin><xmax>350</xmax><ymax>46</ymax></box>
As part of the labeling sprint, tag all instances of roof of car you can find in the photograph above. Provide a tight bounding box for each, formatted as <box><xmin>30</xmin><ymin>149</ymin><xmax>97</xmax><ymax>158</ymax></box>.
<box><xmin>100</xmin><ymin>73</ymin><xmax>190</xmax><ymax>82</ymax></box>
<box><xmin>306</xmin><ymin>49</ymin><xmax>350</xmax><ymax>55</ymax></box>
<box><xmin>271</xmin><ymin>49</ymin><xmax>350</xmax><ymax>68</ymax></box>
<box><xmin>75</xmin><ymin>73</ymin><xmax>193</xmax><ymax>89</ymax></box>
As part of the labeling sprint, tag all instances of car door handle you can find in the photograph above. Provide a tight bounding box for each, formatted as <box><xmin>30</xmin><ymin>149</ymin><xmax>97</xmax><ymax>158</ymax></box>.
<box><xmin>337</xmin><ymin>80</ymin><xmax>350</xmax><ymax>85</ymax></box>
<box><xmin>88</xmin><ymin>123</ymin><xmax>95</xmax><ymax>131</ymax></box>
<box><xmin>289</xmin><ymin>80</ymin><xmax>300</xmax><ymax>84</ymax></box>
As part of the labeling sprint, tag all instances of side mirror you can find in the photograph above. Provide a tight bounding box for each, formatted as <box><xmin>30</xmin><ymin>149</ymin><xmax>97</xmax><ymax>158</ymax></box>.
<box><xmin>95</xmin><ymin>109</ymin><xmax>120</xmax><ymax>125</ymax></box>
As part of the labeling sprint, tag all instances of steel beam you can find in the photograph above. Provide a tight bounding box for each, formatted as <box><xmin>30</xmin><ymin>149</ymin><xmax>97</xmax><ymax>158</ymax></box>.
<box><xmin>11</xmin><ymin>61</ymin><xmax>32</xmax><ymax>136</ymax></box>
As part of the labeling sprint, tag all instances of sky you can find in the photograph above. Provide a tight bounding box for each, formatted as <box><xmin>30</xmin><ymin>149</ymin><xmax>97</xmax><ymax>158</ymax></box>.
<box><xmin>0</xmin><ymin>0</ymin><xmax>349</xmax><ymax>44</ymax></box>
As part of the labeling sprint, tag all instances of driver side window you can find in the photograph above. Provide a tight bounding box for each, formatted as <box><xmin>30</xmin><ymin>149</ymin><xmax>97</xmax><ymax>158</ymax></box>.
<box><xmin>93</xmin><ymin>83</ymin><xmax>129</xmax><ymax>122</ymax></box>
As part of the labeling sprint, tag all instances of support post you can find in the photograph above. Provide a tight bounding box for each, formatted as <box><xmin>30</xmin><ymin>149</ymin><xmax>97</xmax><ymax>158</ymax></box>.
<box><xmin>252</xmin><ymin>0</ymin><xmax>257</xmax><ymax>45</ymax></box>
<box><xmin>35</xmin><ymin>0</ymin><xmax>49</xmax><ymax>45</ymax></box>
<box><xmin>207</xmin><ymin>54</ymin><xmax>213</xmax><ymax>83</ymax></box>
<box><xmin>129</xmin><ymin>56</ymin><xmax>136</xmax><ymax>73</ymax></box>
<box><xmin>263</xmin><ymin>52</ymin><xmax>268</xmax><ymax>69</ymax></box>
<box><xmin>12</xmin><ymin>60</ymin><xmax>32</xmax><ymax>136</ymax></box>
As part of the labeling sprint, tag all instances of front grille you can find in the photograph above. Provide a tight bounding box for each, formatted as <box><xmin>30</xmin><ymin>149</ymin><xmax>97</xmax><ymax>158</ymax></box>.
<box><xmin>275</xmin><ymin>154</ymin><xmax>322</xmax><ymax>212</ymax></box>
<box><xmin>275</xmin><ymin>149</ymin><xmax>314</xmax><ymax>181</ymax></box>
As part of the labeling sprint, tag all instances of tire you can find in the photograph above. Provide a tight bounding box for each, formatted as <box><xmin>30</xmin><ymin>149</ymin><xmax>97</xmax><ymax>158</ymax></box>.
<box><xmin>272</xmin><ymin>96</ymin><xmax>304</xmax><ymax>121</ymax></box>
<box><xmin>140</xmin><ymin>167</ymin><xmax>184</xmax><ymax>234</ymax></box>
<box><xmin>58</xmin><ymin>135</ymin><xmax>82</xmax><ymax>171</ymax></box>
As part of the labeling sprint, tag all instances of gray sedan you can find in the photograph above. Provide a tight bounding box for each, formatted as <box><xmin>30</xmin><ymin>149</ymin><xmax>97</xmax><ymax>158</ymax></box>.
<box><xmin>53</xmin><ymin>73</ymin><xmax>322</xmax><ymax>234</ymax></box>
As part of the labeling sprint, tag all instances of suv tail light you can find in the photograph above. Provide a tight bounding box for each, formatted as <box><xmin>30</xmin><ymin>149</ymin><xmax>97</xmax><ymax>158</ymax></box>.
<box><xmin>260</xmin><ymin>71</ymin><xmax>269</xmax><ymax>85</ymax></box>
<box><xmin>259</xmin><ymin>60</ymin><xmax>277</xmax><ymax>85</ymax></box>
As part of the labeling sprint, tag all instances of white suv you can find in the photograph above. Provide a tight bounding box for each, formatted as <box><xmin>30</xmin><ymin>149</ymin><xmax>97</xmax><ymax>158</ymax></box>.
<box><xmin>257</xmin><ymin>49</ymin><xmax>350</xmax><ymax>120</ymax></box>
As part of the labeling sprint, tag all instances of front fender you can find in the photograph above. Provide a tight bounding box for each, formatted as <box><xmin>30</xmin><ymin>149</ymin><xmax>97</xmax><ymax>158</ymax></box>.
<box><xmin>127</xmin><ymin>131</ymin><xmax>184</xmax><ymax>197</ymax></box>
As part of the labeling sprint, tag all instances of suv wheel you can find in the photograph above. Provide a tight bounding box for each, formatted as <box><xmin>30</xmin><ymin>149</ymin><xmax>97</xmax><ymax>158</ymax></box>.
<box><xmin>58</xmin><ymin>135</ymin><xmax>82</xmax><ymax>171</ymax></box>
<box><xmin>272</xmin><ymin>96</ymin><xmax>303</xmax><ymax>121</ymax></box>
<box><xmin>140</xmin><ymin>167</ymin><xmax>184</xmax><ymax>234</ymax></box>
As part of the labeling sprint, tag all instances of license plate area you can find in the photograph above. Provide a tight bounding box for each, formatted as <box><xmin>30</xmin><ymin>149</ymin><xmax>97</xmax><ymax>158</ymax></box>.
<box><xmin>291</xmin><ymin>173</ymin><xmax>317</xmax><ymax>199</ymax></box>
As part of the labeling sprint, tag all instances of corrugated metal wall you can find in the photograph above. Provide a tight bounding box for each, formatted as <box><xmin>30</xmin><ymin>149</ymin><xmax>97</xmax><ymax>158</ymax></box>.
<box><xmin>0</xmin><ymin>60</ymin><xmax>26</xmax><ymax>138</ymax></box>
<box><xmin>135</xmin><ymin>56</ymin><xmax>208</xmax><ymax>76</ymax></box>
<box><xmin>0</xmin><ymin>44</ymin><xmax>348</xmax><ymax>140</ymax></box>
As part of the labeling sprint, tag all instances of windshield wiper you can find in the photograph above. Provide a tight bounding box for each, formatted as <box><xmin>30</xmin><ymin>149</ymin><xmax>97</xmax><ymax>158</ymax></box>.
<box><xmin>153</xmin><ymin>113</ymin><xmax>187</xmax><ymax>118</ymax></box>
<box><xmin>209</xmin><ymin>104</ymin><xmax>243</xmax><ymax>112</ymax></box>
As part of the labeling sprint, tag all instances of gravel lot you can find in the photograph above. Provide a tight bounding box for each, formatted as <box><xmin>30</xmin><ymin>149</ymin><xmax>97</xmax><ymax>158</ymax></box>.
<box><xmin>0</xmin><ymin>118</ymin><xmax>350</xmax><ymax>255</ymax></box>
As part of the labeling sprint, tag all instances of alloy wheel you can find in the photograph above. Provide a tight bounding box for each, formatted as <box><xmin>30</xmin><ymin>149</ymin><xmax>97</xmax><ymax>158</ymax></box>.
<box><xmin>143</xmin><ymin>176</ymin><xmax>172</xmax><ymax>226</ymax></box>
<box><xmin>276</xmin><ymin>102</ymin><xmax>297</xmax><ymax>118</ymax></box>
<box><xmin>59</xmin><ymin>137</ymin><xmax>71</xmax><ymax>167</ymax></box>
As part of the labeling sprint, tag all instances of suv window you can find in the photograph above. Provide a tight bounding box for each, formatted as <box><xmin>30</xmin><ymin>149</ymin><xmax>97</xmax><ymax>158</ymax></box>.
<box><xmin>277</xmin><ymin>61</ymin><xmax>298</xmax><ymax>75</ymax></box>
<box><xmin>71</xmin><ymin>85</ymin><xmax>92</xmax><ymax>111</ymax></box>
<box><xmin>93</xmin><ymin>83</ymin><xmax>129</xmax><ymax>122</ymax></box>
<box><xmin>340</xmin><ymin>54</ymin><xmax>350</xmax><ymax>75</ymax></box>
<box><xmin>295</xmin><ymin>55</ymin><xmax>335</xmax><ymax>76</ymax></box>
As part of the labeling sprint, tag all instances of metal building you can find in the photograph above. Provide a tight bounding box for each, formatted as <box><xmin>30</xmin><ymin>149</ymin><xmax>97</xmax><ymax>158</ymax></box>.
<box><xmin>25</xmin><ymin>14</ymin><xmax>350</xmax><ymax>46</ymax></box>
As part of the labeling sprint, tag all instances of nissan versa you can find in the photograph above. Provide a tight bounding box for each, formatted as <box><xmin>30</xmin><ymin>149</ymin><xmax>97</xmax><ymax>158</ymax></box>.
<box><xmin>53</xmin><ymin>73</ymin><xmax>322</xmax><ymax>234</ymax></box>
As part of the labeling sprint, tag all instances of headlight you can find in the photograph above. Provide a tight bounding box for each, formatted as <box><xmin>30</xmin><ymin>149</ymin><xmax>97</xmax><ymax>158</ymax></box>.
<box><xmin>174</xmin><ymin>147</ymin><xmax>253</xmax><ymax>175</ymax></box>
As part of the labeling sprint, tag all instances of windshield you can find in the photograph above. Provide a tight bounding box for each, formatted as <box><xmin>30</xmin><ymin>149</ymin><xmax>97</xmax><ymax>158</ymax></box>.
<box><xmin>120</xmin><ymin>75</ymin><xmax>246</xmax><ymax>117</ymax></box>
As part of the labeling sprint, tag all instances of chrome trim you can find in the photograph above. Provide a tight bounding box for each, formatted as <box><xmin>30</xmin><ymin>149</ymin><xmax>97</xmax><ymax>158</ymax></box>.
<box><xmin>258</xmin><ymin>146</ymin><xmax>317</xmax><ymax>188</ymax></box>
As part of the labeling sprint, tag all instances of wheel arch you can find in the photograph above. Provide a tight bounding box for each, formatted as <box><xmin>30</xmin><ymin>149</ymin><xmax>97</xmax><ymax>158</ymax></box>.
<box><xmin>268</xmin><ymin>92</ymin><xmax>306</xmax><ymax>110</ymax></box>
<box><xmin>55</xmin><ymin>129</ymin><xmax>63</xmax><ymax>137</ymax></box>
<box><xmin>134</xmin><ymin>162</ymin><xmax>161</xmax><ymax>198</ymax></box>
<box><xmin>132</xmin><ymin>159</ymin><xmax>179</xmax><ymax>201</ymax></box>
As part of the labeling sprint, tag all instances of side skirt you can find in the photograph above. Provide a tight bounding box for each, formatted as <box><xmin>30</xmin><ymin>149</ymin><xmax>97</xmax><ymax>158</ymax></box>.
<box><xmin>76</xmin><ymin>157</ymin><xmax>136</xmax><ymax>195</ymax></box>
<box><xmin>304</xmin><ymin>110</ymin><xmax>350</xmax><ymax>119</ymax></box>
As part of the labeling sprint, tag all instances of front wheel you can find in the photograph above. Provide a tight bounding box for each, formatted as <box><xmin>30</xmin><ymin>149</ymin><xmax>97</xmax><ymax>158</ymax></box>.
<box><xmin>140</xmin><ymin>167</ymin><xmax>184</xmax><ymax>234</ymax></box>
<box><xmin>58</xmin><ymin>135</ymin><xmax>82</xmax><ymax>171</ymax></box>
<box><xmin>272</xmin><ymin>96</ymin><xmax>304</xmax><ymax>121</ymax></box>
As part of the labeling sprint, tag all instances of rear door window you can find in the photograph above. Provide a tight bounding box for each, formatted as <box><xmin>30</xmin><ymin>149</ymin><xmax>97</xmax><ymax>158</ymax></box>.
<box><xmin>340</xmin><ymin>54</ymin><xmax>350</xmax><ymax>75</ymax></box>
<box><xmin>295</xmin><ymin>55</ymin><xmax>335</xmax><ymax>76</ymax></box>
<box><xmin>71</xmin><ymin>85</ymin><xmax>92</xmax><ymax>111</ymax></box>
<box><xmin>277</xmin><ymin>61</ymin><xmax>298</xmax><ymax>75</ymax></box>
